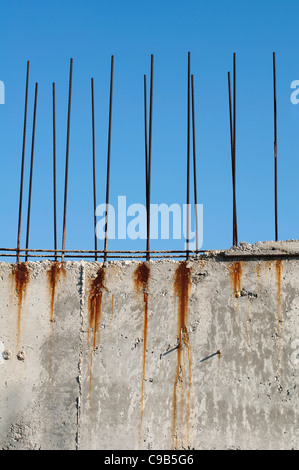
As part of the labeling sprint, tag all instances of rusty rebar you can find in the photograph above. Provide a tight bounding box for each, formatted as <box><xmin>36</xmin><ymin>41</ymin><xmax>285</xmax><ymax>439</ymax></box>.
<box><xmin>146</xmin><ymin>55</ymin><xmax>154</xmax><ymax>262</ymax></box>
<box><xmin>233</xmin><ymin>53</ymin><xmax>238</xmax><ymax>246</ymax></box>
<box><xmin>144</xmin><ymin>74</ymin><xmax>148</xmax><ymax>220</ymax></box>
<box><xmin>17</xmin><ymin>60</ymin><xmax>30</xmax><ymax>263</ymax></box>
<box><xmin>1</xmin><ymin>252</ymin><xmax>206</xmax><ymax>260</ymax></box>
<box><xmin>0</xmin><ymin>247</ymin><xmax>208</xmax><ymax>261</ymax></box>
<box><xmin>104</xmin><ymin>55</ymin><xmax>114</xmax><ymax>263</ymax></box>
<box><xmin>91</xmin><ymin>77</ymin><xmax>98</xmax><ymax>260</ymax></box>
<box><xmin>228</xmin><ymin>71</ymin><xmax>236</xmax><ymax>246</ymax></box>
<box><xmin>62</xmin><ymin>58</ymin><xmax>73</xmax><ymax>262</ymax></box>
<box><xmin>186</xmin><ymin>52</ymin><xmax>191</xmax><ymax>260</ymax></box>
<box><xmin>273</xmin><ymin>52</ymin><xmax>278</xmax><ymax>242</ymax></box>
<box><xmin>228</xmin><ymin>55</ymin><xmax>238</xmax><ymax>247</ymax></box>
<box><xmin>0</xmin><ymin>247</ymin><xmax>207</xmax><ymax>254</ymax></box>
<box><xmin>191</xmin><ymin>74</ymin><xmax>199</xmax><ymax>252</ymax></box>
<box><xmin>52</xmin><ymin>83</ymin><xmax>57</xmax><ymax>261</ymax></box>
<box><xmin>25</xmin><ymin>82</ymin><xmax>38</xmax><ymax>262</ymax></box>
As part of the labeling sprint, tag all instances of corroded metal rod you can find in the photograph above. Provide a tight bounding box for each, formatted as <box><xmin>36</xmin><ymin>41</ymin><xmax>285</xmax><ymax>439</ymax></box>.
<box><xmin>144</xmin><ymin>74</ymin><xmax>148</xmax><ymax>227</ymax></box>
<box><xmin>186</xmin><ymin>52</ymin><xmax>191</xmax><ymax>259</ymax></box>
<box><xmin>1</xmin><ymin>252</ymin><xmax>205</xmax><ymax>260</ymax></box>
<box><xmin>0</xmin><ymin>247</ymin><xmax>206</xmax><ymax>254</ymax></box>
<box><xmin>52</xmin><ymin>83</ymin><xmax>57</xmax><ymax>261</ymax></box>
<box><xmin>228</xmin><ymin>54</ymin><xmax>238</xmax><ymax>247</ymax></box>
<box><xmin>233</xmin><ymin>53</ymin><xmax>238</xmax><ymax>246</ymax></box>
<box><xmin>273</xmin><ymin>52</ymin><xmax>278</xmax><ymax>242</ymax></box>
<box><xmin>228</xmin><ymin>71</ymin><xmax>236</xmax><ymax>246</ymax></box>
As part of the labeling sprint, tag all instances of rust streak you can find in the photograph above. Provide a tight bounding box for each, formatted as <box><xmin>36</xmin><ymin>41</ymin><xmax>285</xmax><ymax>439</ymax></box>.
<box><xmin>134</xmin><ymin>262</ymin><xmax>150</xmax><ymax>446</ymax></box>
<box><xmin>88</xmin><ymin>267</ymin><xmax>106</xmax><ymax>351</ymax></box>
<box><xmin>88</xmin><ymin>267</ymin><xmax>107</xmax><ymax>414</ymax></box>
<box><xmin>172</xmin><ymin>261</ymin><xmax>192</xmax><ymax>450</ymax></box>
<box><xmin>12</xmin><ymin>263</ymin><xmax>30</xmax><ymax>351</ymax></box>
<box><xmin>218</xmin><ymin>349</ymin><xmax>221</xmax><ymax>369</ymax></box>
<box><xmin>47</xmin><ymin>261</ymin><xmax>66</xmax><ymax>326</ymax></box>
<box><xmin>229</xmin><ymin>261</ymin><xmax>243</xmax><ymax>294</ymax></box>
<box><xmin>110</xmin><ymin>293</ymin><xmax>114</xmax><ymax>323</ymax></box>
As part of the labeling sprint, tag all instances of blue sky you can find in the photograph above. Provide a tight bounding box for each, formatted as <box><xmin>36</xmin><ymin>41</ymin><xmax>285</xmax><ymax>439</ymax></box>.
<box><xmin>1</xmin><ymin>0</ymin><xmax>299</xmax><ymax>258</ymax></box>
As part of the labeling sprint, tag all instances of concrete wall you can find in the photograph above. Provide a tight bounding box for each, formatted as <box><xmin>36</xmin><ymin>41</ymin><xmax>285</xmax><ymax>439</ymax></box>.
<box><xmin>0</xmin><ymin>242</ymin><xmax>298</xmax><ymax>450</ymax></box>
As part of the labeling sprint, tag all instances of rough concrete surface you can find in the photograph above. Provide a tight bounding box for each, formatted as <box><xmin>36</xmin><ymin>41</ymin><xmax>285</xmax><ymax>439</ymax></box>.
<box><xmin>0</xmin><ymin>241</ymin><xmax>298</xmax><ymax>450</ymax></box>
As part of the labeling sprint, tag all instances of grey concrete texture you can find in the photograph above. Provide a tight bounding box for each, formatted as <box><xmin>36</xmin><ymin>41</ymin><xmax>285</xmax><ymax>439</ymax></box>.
<box><xmin>0</xmin><ymin>242</ymin><xmax>298</xmax><ymax>450</ymax></box>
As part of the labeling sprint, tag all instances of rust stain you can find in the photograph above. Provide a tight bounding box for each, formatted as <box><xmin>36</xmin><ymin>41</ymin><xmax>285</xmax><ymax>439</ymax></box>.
<box><xmin>88</xmin><ymin>266</ymin><xmax>107</xmax><ymax>414</ymax></box>
<box><xmin>172</xmin><ymin>261</ymin><xmax>192</xmax><ymax>450</ymax></box>
<box><xmin>229</xmin><ymin>261</ymin><xmax>243</xmax><ymax>294</ymax></box>
<box><xmin>217</xmin><ymin>349</ymin><xmax>221</xmax><ymax>369</ymax></box>
<box><xmin>134</xmin><ymin>262</ymin><xmax>150</xmax><ymax>446</ymax></box>
<box><xmin>12</xmin><ymin>263</ymin><xmax>30</xmax><ymax>351</ymax></box>
<box><xmin>275</xmin><ymin>260</ymin><xmax>282</xmax><ymax>337</ymax></box>
<box><xmin>88</xmin><ymin>267</ymin><xmax>106</xmax><ymax>351</ymax></box>
<box><xmin>47</xmin><ymin>262</ymin><xmax>66</xmax><ymax>326</ymax></box>
<box><xmin>134</xmin><ymin>262</ymin><xmax>150</xmax><ymax>294</ymax></box>
<box><xmin>110</xmin><ymin>293</ymin><xmax>114</xmax><ymax>324</ymax></box>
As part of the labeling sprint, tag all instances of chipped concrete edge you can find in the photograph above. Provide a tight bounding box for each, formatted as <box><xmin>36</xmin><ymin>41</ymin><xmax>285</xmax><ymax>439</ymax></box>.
<box><xmin>224</xmin><ymin>239</ymin><xmax>299</xmax><ymax>257</ymax></box>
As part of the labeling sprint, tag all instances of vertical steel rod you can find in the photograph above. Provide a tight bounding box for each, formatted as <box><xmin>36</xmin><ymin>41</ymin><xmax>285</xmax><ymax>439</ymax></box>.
<box><xmin>62</xmin><ymin>58</ymin><xmax>73</xmax><ymax>262</ymax></box>
<box><xmin>52</xmin><ymin>83</ymin><xmax>58</xmax><ymax>261</ymax></box>
<box><xmin>17</xmin><ymin>61</ymin><xmax>30</xmax><ymax>263</ymax></box>
<box><xmin>273</xmin><ymin>52</ymin><xmax>278</xmax><ymax>242</ymax></box>
<box><xmin>144</xmin><ymin>74</ymin><xmax>148</xmax><ymax>221</ymax></box>
<box><xmin>25</xmin><ymin>82</ymin><xmax>38</xmax><ymax>262</ymax></box>
<box><xmin>228</xmin><ymin>71</ymin><xmax>236</xmax><ymax>246</ymax></box>
<box><xmin>186</xmin><ymin>52</ymin><xmax>191</xmax><ymax>260</ymax></box>
<box><xmin>91</xmin><ymin>78</ymin><xmax>98</xmax><ymax>260</ymax></box>
<box><xmin>191</xmin><ymin>74</ymin><xmax>199</xmax><ymax>252</ymax></box>
<box><xmin>146</xmin><ymin>55</ymin><xmax>154</xmax><ymax>262</ymax></box>
<box><xmin>104</xmin><ymin>55</ymin><xmax>114</xmax><ymax>263</ymax></box>
<box><xmin>233</xmin><ymin>53</ymin><xmax>238</xmax><ymax>246</ymax></box>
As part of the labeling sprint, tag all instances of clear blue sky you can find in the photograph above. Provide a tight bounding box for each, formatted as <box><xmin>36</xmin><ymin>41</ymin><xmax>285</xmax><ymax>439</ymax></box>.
<box><xmin>1</xmin><ymin>0</ymin><xmax>299</xmax><ymax>258</ymax></box>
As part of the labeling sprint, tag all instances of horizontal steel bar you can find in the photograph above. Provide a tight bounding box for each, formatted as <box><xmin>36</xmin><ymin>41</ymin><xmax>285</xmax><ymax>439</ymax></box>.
<box><xmin>0</xmin><ymin>247</ymin><xmax>207</xmax><ymax>254</ymax></box>
<box><xmin>0</xmin><ymin>252</ymin><xmax>204</xmax><ymax>260</ymax></box>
